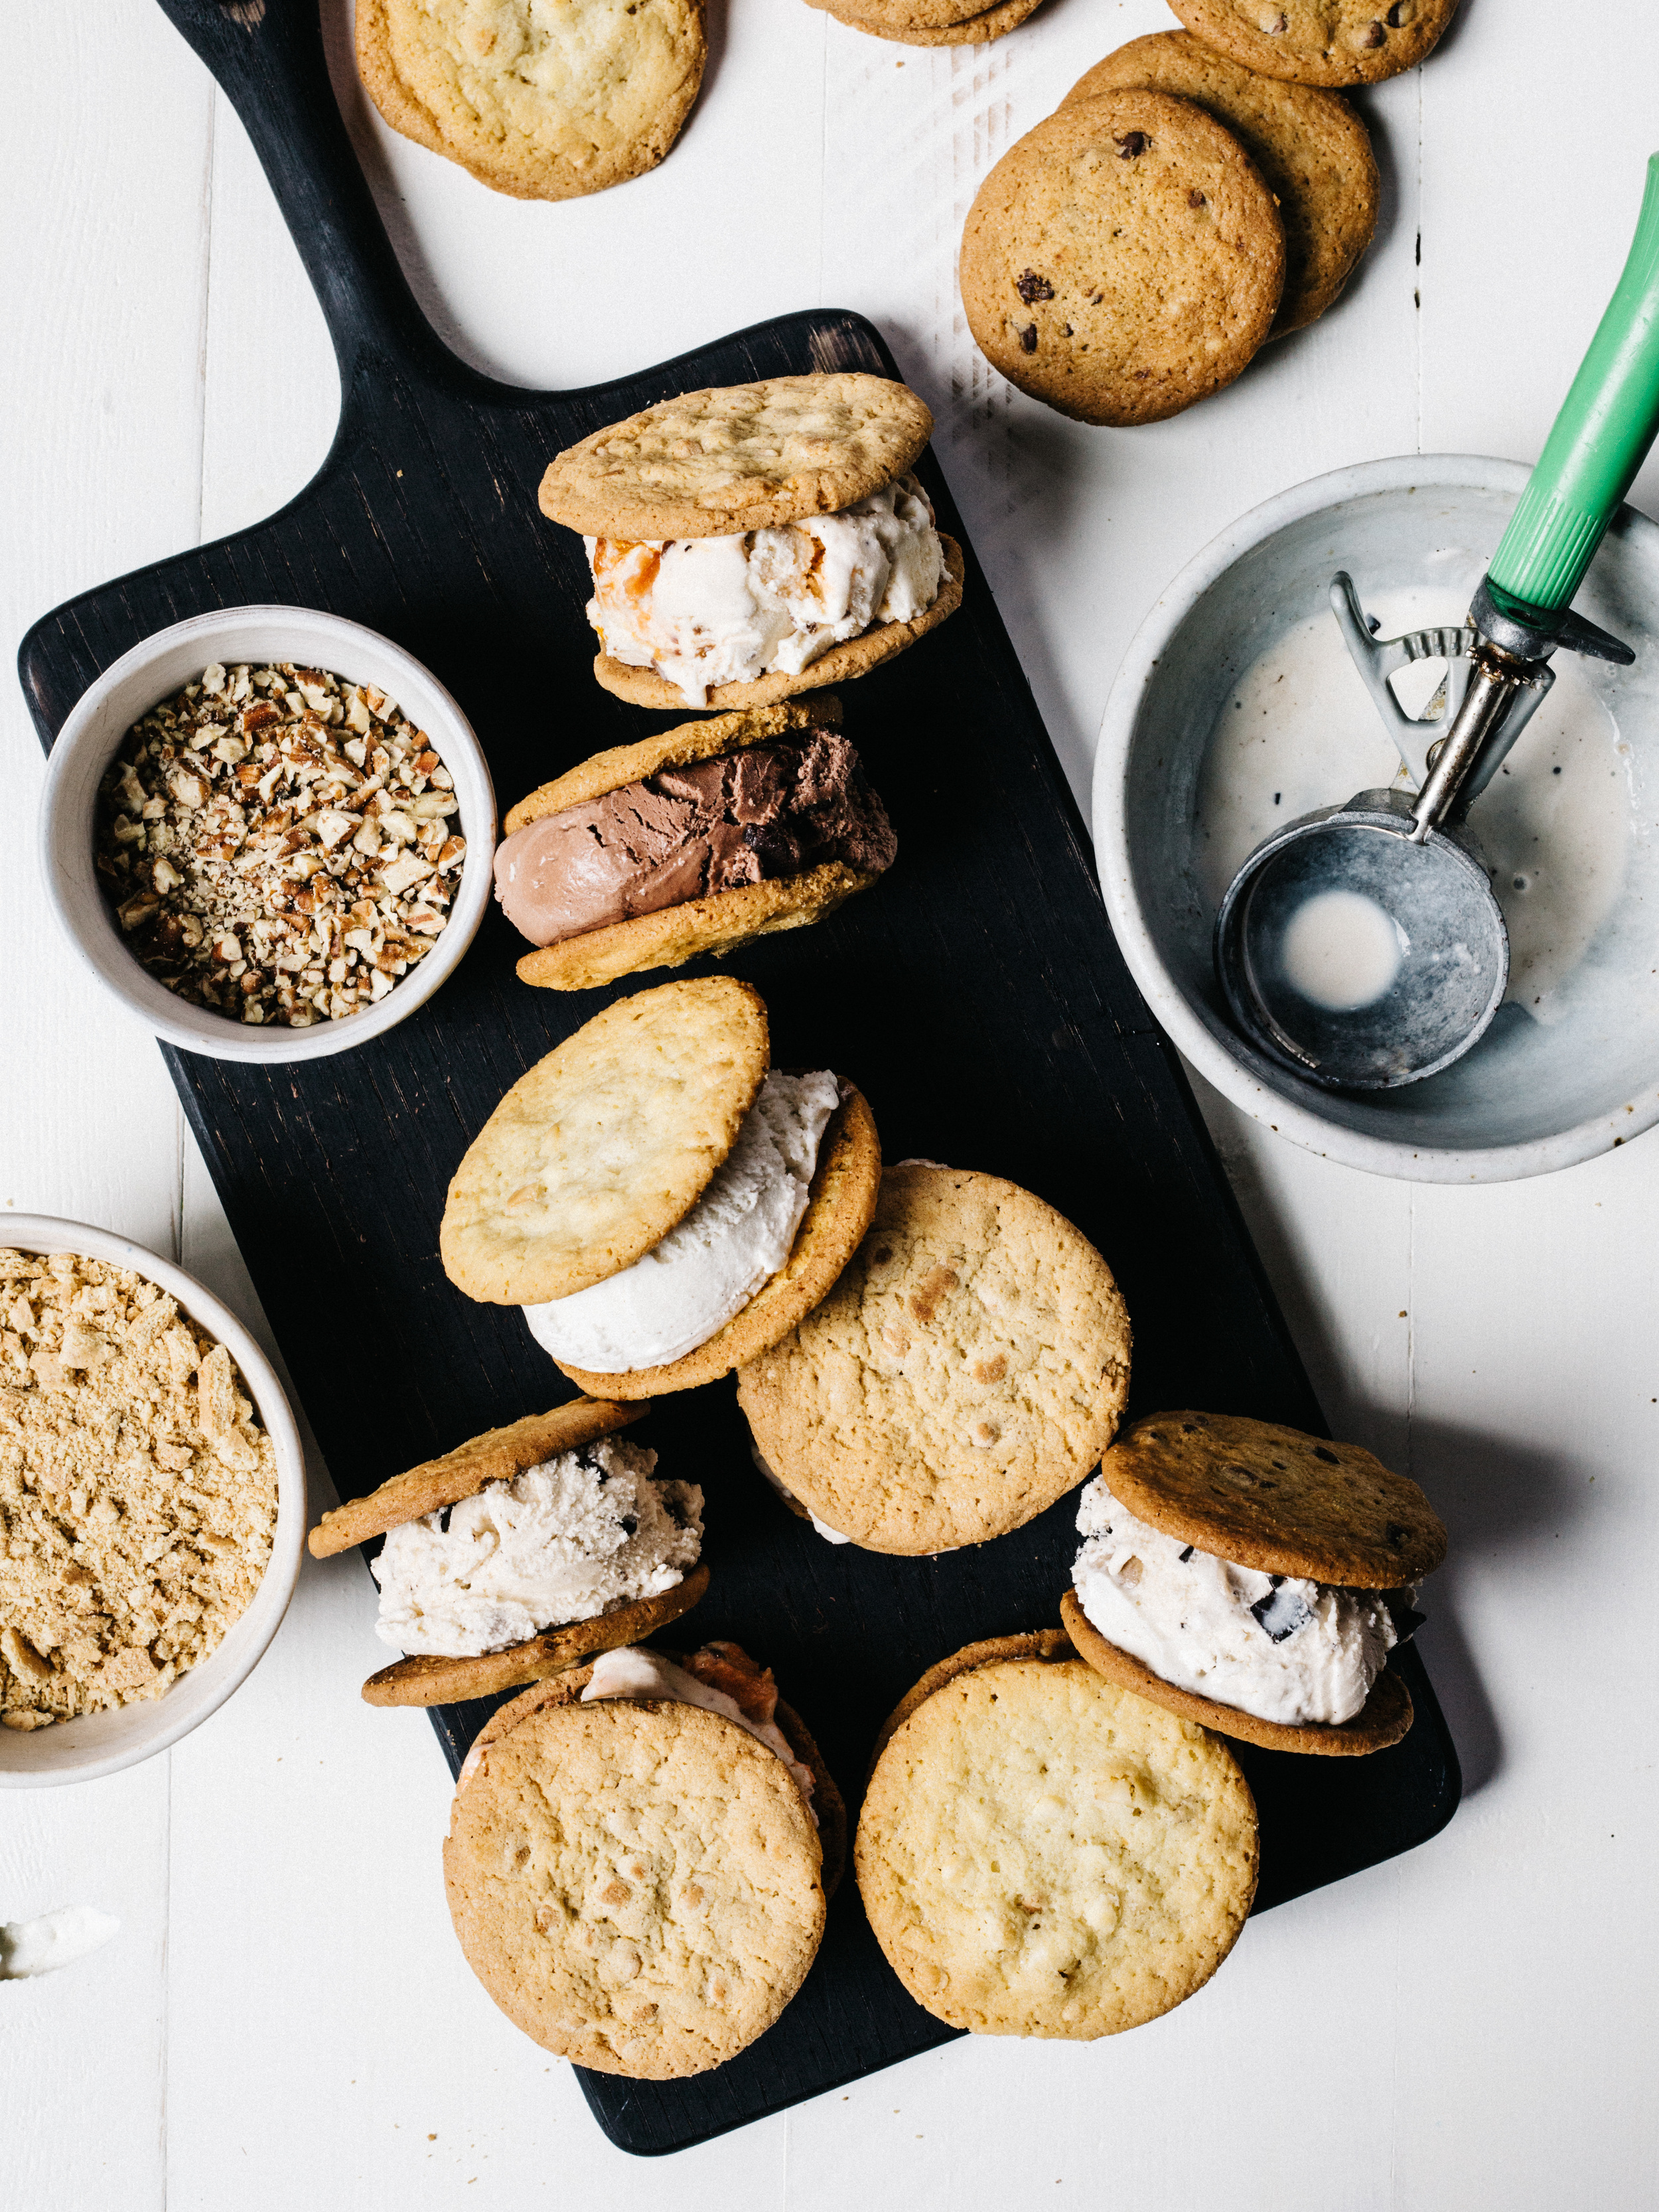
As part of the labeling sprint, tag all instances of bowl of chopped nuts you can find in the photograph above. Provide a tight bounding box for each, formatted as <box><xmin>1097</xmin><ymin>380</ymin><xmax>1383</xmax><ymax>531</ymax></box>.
<box><xmin>0</xmin><ymin>1215</ymin><xmax>307</xmax><ymax>1785</ymax></box>
<box><xmin>39</xmin><ymin>606</ymin><xmax>496</xmax><ymax>1060</ymax></box>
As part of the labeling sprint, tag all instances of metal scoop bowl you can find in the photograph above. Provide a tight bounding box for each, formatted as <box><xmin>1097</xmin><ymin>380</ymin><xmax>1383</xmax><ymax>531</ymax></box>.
<box><xmin>1214</xmin><ymin>151</ymin><xmax>1659</xmax><ymax>1092</ymax></box>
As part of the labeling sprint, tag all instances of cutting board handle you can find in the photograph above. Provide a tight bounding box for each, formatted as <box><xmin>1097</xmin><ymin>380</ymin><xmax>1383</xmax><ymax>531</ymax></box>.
<box><xmin>154</xmin><ymin>0</ymin><xmax>455</xmax><ymax>382</ymax></box>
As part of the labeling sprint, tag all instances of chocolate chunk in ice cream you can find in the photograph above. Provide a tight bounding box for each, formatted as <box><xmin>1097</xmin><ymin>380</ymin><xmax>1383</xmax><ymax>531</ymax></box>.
<box><xmin>493</xmin><ymin>730</ymin><xmax>896</xmax><ymax>949</ymax></box>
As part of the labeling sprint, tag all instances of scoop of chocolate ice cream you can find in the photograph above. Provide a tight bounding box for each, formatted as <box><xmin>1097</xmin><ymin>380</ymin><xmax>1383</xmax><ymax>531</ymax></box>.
<box><xmin>494</xmin><ymin>731</ymin><xmax>896</xmax><ymax>949</ymax></box>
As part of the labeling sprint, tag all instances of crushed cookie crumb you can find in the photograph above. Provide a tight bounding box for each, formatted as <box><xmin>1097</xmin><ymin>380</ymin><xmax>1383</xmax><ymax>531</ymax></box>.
<box><xmin>0</xmin><ymin>1249</ymin><xmax>278</xmax><ymax>1729</ymax></box>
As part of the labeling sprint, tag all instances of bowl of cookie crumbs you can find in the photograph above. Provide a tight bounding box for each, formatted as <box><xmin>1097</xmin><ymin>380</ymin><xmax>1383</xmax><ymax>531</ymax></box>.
<box><xmin>39</xmin><ymin>607</ymin><xmax>496</xmax><ymax>1061</ymax></box>
<box><xmin>0</xmin><ymin>1217</ymin><xmax>306</xmax><ymax>1785</ymax></box>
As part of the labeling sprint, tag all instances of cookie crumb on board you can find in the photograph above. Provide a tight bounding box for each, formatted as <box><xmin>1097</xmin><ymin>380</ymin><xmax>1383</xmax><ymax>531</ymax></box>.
<box><xmin>0</xmin><ymin>1249</ymin><xmax>278</xmax><ymax>1730</ymax></box>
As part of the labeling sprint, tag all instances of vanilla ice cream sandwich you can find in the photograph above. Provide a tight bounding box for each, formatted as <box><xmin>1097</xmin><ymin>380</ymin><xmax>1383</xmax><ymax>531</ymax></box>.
<box><xmin>439</xmin><ymin>976</ymin><xmax>881</xmax><ymax>1397</ymax></box>
<box><xmin>538</xmin><ymin>372</ymin><xmax>964</xmax><ymax>710</ymax></box>
<box><xmin>1060</xmin><ymin>1411</ymin><xmax>1448</xmax><ymax>1755</ymax></box>
<box><xmin>306</xmin><ymin>1399</ymin><xmax>709</xmax><ymax>1706</ymax></box>
<box><xmin>495</xmin><ymin>698</ymin><xmax>896</xmax><ymax>992</ymax></box>
<box><xmin>446</xmin><ymin>1640</ymin><xmax>841</xmax><ymax>2077</ymax></box>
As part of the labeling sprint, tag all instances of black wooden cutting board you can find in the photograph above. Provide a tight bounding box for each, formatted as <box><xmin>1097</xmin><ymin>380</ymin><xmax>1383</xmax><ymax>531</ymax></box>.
<box><xmin>18</xmin><ymin>0</ymin><xmax>1459</xmax><ymax>2158</ymax></box>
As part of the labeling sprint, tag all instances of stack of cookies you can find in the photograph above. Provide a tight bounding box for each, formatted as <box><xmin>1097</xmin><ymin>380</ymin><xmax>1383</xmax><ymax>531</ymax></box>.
<box><xmin>961</xmin><ymin>7</ymin><xmax>1459</xmax><ymax>423</ymax></box>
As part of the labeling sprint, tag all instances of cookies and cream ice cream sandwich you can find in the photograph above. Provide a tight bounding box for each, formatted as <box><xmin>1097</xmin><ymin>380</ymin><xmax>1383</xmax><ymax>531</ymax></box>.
<box><xmin>1060</xmin><ymin>1411</ymin><xmax>1447</xmax><ymax>1755</ymax></box>
<box><xmin>494</xmin><ymin>698</ymin><xmax>896</xmax><ymax>992</ymax></box>
<box><xmin>439</xmin><ymin>976</ymin><xmax>882</xmax><ymax>1397</ymax></box>
<box><xmin>538</xmin><ymin>372</ymin><xmax>964</xmax><ymax>709</ymax></box>
<box><xmin>445</xmin><ymin>1640</ymin><xmax>842</xmax><ymax>2077</ymax></box>
<box><xmin>305</xmin><ymin>1399</ymin><xmax>709</xmax><ymax>1706</ymax></box>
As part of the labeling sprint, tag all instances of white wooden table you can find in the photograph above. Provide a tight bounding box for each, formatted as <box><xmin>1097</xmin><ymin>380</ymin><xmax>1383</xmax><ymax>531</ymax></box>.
<box><xmin>5</xmin><ymin>4</ymin><xmax>1657</xmax><ymax>2204</ymax></box>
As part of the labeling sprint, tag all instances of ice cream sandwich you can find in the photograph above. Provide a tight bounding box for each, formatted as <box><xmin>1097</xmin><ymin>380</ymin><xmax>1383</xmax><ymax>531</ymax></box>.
<box><xmin>538</xmin><ymin>371</ymin><xmax>964</xmax><ymax>709</ymax></box>
<box><xmin>494</xmin><ymin>698</ymin><xmax>897</xmax><ymax>992</ymax></box>
<box><xmin>439</xmin><ymin>976</ymin><xmax>881</xmax><ymax>1396</ymax></box>
<box><xmin>737</xmin><ymin>1161</ymin><xmax>1131</xmax><ymax>1550</ymax></box>
<box><xmin>445</xmin><ymin>1640</ymin><xmax>841</xmax><ymax>2077</ymax></box>
<box><xmin>1060</xmin><ymin>1411</ymin><xmax>1448</xmax><ymax>1755</ymax></box>
<box><xmin>307</xmin><ymin>1400</ymin><xmax>709</xmax><ymax>1706</ymax></box>
<box><xmin>856</xmin><ymin>1631</ymin><xmax>1258</xmax><ymax>2037</ymax></box>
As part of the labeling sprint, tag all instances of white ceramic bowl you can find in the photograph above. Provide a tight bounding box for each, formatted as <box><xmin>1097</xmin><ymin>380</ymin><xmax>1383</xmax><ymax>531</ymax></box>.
<box><xmin>1092</xmin><ymin>455</ymin><xmax>1659</xmax><ymax>1183</ymax></box>
<box><xmin>0</xmin><ymin>1216</ymin><xmax>306</xmax><ymax>1787</ymax></box>
<box><xmin>38</xmin><ymin>606</ymin><xmax>497</xmax><ymax>1063</ymax></box>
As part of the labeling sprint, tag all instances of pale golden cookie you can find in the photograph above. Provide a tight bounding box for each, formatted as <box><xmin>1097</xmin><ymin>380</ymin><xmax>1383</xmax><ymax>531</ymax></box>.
<box><xmin>356</xmin><ymin>0</ymin><xmax>706</xmax><ymax>202</ymax></box>
<box><xmin>445</xmin><ymin>1689</ymin><xmax>826</xmax><ymax>2075</ymax></box>
<box><xmin>735</xmin><ymin>1163</ymin><xmax>1131</xmax><ymax>1553</ymax></box>
<box><xmin>1101</xmin><ymin>1411</ymin><xmax>1448</xmax><ymax>1584</ymax></box>
<box><xmin>555</xmin><ymin>1084</ymin><xmax>883</xmax><ymax>1398</ymax></box>
<box><xmin>439</xmin><ymin>976</ymin><xmax>768</xmax><ymax>1305</ymax></box>
<box><xmin>1169</xmin><ymin>0</ymin><xmax>1457</xmax><ymax>86</ymax></box>
<box><xmin>591</xmin><ymin>536</ymin><xmax>965</xmax><ymax>709</ymax></box>
<box><xmin>518</xmin><ymin>864</ymin><xmax>883</xmax><ymax>994</ymax></box>
<box><xmin>540</xmin><ymin>374</ymin><xmax>935</xmax><ymax>540</ymax></box>
<box><xmin>308</xmin><ymin>1399</ymin><xmax>644</xmax><ymax>1558</ymax></box>
<box><xmin>856</xmin><ymin>1635</ymin><xmax>1258</xmax><ymax>2036</ymax></box>
<box><xmin>1065</xmin><ymin>34</ymin><xmax>1378</xmax><ymax>334</ymax></box>
<box><xmin>1059</xmin><ymin>1587</ymin><xmax>1413</xmax><ymax>1755</ymax></box>
<box><xmin>959</xmin><ymin>90</ymin><xmax>1284</xmax><ymax>426</ymax></box>
<box><xmin>471</xmin><ymin>1653</ymin><xmax>846</xmax><ymax>1895</ymax></box>
<box><xmin>800</xmin><ymin>0</ymin><xmax>1039</xmax><ymax>40</ymax></box>
<box><xmin>361</xmin><ymin>1563</ymin><xmax>711</xmax><ymax>1708</ymax></box>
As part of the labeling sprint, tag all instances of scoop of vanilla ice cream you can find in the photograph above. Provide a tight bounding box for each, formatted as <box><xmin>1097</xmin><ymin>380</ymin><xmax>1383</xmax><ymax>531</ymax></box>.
<box><xmin>585</xmin><ymin>475</ymin><xmax>946</xmax><ymax>706</ymax></box>
<box><xmin>524</xmin><ymin>1069</ymin><xmax>840</xmax><ymax>1373</ymax></box>
<box><xmin>1072</xmin><ymin>1477</ymin><xmax>1407</xmax><ymax>1726</ymax></box>
<box><xmin>581</xmin><ymin>1645</ymin><xmax>817</xmax><ymax>1812</ymax></box>
<box><xmin>371</xmin><ymin>1438</ymin><xmax>701</xmax><ymax>1657</ymax></box>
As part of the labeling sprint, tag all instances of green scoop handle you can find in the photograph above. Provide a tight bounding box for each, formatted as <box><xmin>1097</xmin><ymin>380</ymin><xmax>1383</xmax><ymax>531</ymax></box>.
<box><xmin>1486</xmin><ymin>153</ymin><xmax>1659</xmax><ymax>621</ymax></box>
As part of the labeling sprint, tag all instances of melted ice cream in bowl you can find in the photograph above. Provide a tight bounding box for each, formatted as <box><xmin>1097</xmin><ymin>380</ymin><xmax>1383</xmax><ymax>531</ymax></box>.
<box><xmin>1094</xmin><ymin>456</ymin><xmax>1659</xmax><ymax>1181</ymax></box>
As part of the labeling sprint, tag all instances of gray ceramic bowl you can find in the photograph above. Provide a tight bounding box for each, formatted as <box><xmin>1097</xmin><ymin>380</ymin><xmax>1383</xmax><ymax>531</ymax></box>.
<box><xmin>38</xmin><ymin>606</ymin><xmax>497</xmax><ymax>1063</ymax></box>
<box><xmin>1092</xmin><ymin>455</ymin><xmax>1659</xmax><ymax>1183</ymax></box>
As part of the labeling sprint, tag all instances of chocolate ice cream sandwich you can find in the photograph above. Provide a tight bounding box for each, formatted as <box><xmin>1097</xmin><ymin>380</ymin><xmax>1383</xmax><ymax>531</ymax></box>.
<box><xmin>494</xmin><ymin>699</ymin><xmax>896</xmax><ymax>992</ymax></box>
<box><xmin>538</xmin><ymin>371</ymin><xmax>964</xmax><ymax>710</ymax></box>
<box><xmin>1060</xmin><ymin>1412</ymin><xmax>1447</xmax><ymax>1755</ymax></box>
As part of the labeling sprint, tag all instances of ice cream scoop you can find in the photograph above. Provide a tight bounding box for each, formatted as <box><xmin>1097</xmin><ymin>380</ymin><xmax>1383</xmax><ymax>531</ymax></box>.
<box><xmin>1216</xmin><ymin>155</ymin><xmax>1659</xmax><ymax>1089</ymax></box>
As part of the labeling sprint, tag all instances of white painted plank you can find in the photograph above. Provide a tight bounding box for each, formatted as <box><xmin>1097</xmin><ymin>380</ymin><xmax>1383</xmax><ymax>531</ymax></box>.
<box><xmin>0</xmin><ymin>0</ymin><xmax>208</xmax><ymax>1261</ymax></box>
<box><xmin>820</xmin><ymin>0</ymin><xmax>1426</xmax><ymax>806</ymax></box>
<box><xmin>1</xmin><ymin>11</ymin><xmax>218</xmax><ymax>2211</ymax></box>
<box><xmin>321</xmin><ymin>0</ymin><xmax>830</xmax><ymax>392</ymax></box>
<box><xmin>0</xmin><ymin>1760</ymin><xmax>171</xmax><ymax>2212</ymax></box>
